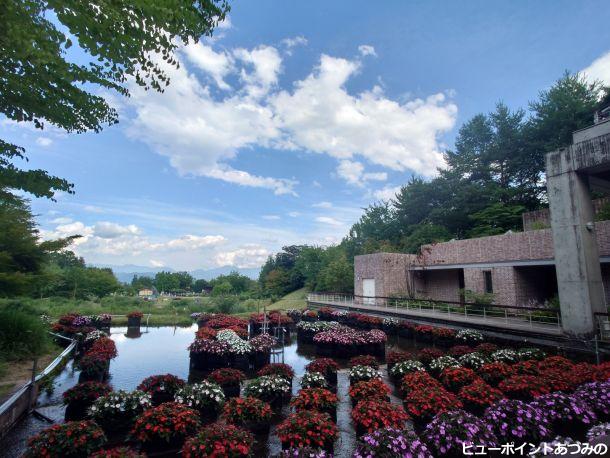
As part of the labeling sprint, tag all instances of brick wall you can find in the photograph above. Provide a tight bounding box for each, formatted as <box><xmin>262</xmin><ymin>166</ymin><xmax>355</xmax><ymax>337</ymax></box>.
<box><xmin>418</xmin><ymin>220</ymin><xmax>610</xmax><ymax>266</ymax></box>
<box><xmin>418</xmin><ymin>270</ymin><xmax>462</xmax><ymax>302</ymax></box>
<box><xmin>354</xmin><ymin>253</ymin><xmax>417</xmax><ymax>297</ymax></box>
<box><xmin>522</xmin><ymin>198</ymin><xmax>610</xmax><ymax>231</ymax></box>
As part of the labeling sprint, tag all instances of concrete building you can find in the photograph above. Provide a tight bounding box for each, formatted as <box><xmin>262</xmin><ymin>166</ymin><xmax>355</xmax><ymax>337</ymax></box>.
<box><xmin>355</xmin><ymin>110</ymin><xmax>610</xmax><ymax>337</ymax></box>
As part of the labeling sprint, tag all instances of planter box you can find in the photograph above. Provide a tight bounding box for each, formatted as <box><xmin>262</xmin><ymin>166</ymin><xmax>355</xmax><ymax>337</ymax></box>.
<box><xmin>127</xmin><ymin>316</ymin><xmax>141</xmax><ymax>327</ymax></box>
<box><xmin>221</xmin><ymin>383</ymin><xmax>241</xmax><ymax>398</ymax></box>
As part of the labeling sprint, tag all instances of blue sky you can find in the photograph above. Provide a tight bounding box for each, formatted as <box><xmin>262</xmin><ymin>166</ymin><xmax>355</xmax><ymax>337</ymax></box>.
<box><xmin>3</xmin><ymin>0</ymin><xmax>610</xmax><ymax>271</ymax></box>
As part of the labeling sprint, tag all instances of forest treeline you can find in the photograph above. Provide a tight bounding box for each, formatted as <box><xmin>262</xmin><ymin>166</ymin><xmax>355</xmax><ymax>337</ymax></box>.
<box><xmin>258</xmin><ymin>73</ymin><xmax>610</xmax><ymax>296</ymax></box>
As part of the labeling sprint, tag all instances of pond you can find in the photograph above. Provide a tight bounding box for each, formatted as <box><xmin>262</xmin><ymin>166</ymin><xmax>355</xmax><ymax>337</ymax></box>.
<box><xmin>1</xmin><ymin>325</ymin><xmax>417</xmax><ymax>457</ymax></box>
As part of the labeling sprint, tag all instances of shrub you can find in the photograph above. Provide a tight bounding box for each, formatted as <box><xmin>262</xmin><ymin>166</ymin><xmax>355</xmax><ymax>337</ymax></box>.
<box><xmin>182</xmin><ymin>423</ymin><xmax>254</xmax><ymax>457</ymax></box>
<box><xmin>0</xmin><ymin>308</ymin><xmax>52</xmax><ymax>360</ymax></box>
<box><xmin>354</xmin><ymin>427</ymin><xmax>432</xmax><ymax>458</ymax></box>
<box><xmin>276</xmin><ymin>411</ymin><xmax>338</xmax><ymax>449</ymax></box>
<box><xmin>63</xmin><ymin>381</ymin><xmax>112</xmax><ymax>405</ymax></box>
<box><xmin>423</xmin><ymin>410</ymin><xmax>498</xmax><ymax>456</ymax></box>
<box><xmin>348</xmin><ymin>355</ymin><xmax>379</xmax><ymax>368</ymax></box>
<box><xmin>25</xmin><ymin>420</ymin><xmax>106</xmax><ymax>458</ymax></box>
<box><xmin>291</xmin><ymin>388</ymin><xmax>338</xmax><ymax>412</ymax></box>
<box><xmin>484</xmin><ymin>399</ymin><xmax>550</xmax><ymax>442</ymax></box>
<box><xmin>223</xmin><ymin>396</ymin><xmax>273</xmax><ymax>426</ymax></box>
<box><xmin>348</xmin><ymin>379</ymin><xmax>391</xmax><ymax>404</ymax></box>
<box><xmin>352</xmin><ymin>400</ymin><xmax>410</xmax><ymax>434</ymax></box>
<box><xmin>174</xmin><ymin>381</ymin><xmax>225</xmax><ymax>412</ymax></box>
<box><xmin>131</xmin><ymin>402</ymin><xmax>201</xmax><ymax>445</ymax></box>
<box><xmin>257</xmin><ymin>363</ymin><xmax>295</xmax><ymax>380</ymax></box>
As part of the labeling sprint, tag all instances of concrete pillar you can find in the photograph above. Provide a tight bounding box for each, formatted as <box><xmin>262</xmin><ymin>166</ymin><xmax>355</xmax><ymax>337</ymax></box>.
<box><xmin>547</xmin><ymin>168</ymin><xmax>606</xmax><ymax>336</ymax></box>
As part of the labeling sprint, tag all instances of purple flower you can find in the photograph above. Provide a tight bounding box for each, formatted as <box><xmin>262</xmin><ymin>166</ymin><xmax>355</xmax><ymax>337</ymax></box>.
<box><xmin>530</xmin><ymin>392</ymin><xmax>596</xmax><ymax>425</ymax></box>
<box><xmin>484</xmin><ymin>399</ymin><xmax>550</xmax><ymax>442</ymax></box>
<box><xmin>572</xmin><ymin>381</ymin><xmax>610</xmax><ymax>417</ymax></box>
<box><xmin>354</xmin><ymin>427</ymin><xmax>432</xmax><ymax>458</ymax></box>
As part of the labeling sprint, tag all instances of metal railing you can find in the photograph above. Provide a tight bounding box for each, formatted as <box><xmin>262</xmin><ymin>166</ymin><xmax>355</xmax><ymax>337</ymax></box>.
<box><xmin>596</xmin><ymin>313</ymin><xmax>610</xmax><ymax>342</ymax></box>
<box><xmin>307</xmin><ymin>292</ymin><xmax>562</xmax><ymax>331</ymax></box>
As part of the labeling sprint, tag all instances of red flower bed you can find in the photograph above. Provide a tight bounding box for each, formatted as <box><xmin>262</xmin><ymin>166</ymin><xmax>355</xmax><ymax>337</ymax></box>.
<box><xmin>195</xmin><ymin>327</ymin><xmax>217</xmax><ymax>340</ymax></box>
<box><xmin>351</xmin><ymin>400</ymin><xmax>410</xmax><ymax>434</ymax></box>
<box><xmin>182</xmin><ymin>423</ymin><xmax>254</xmax><ymax>457</ymax></box>
<box><xmin>131</xmin><ymin>402</ymin><xmax>201</xmax><ymax>444</ymax></box>
<box><xmin>414</xmin><ymin>325</ymin><xmax>434</xmax><ymax>338</ymax></box>
<box><xmin>26</xmin><ymin>420</ymin><xmax>107</xmax><ymax>457</ymax></box>
<box><xmin>448</xmin><ymin>345</ymin><xmax>474</xmax><ymax>357</ymax></box>
<box><xmin>205</xmin><ymin>315</ymin><xmax>248</xmax><ymax>330</ymax></box>
<box><xmin>356</xmin><ymin>315</ymin><xmax>382</xmax><ymax>327</ymax></box>
<box><xmin>459</xmin><ymin>379</ymin><xmax>505</xmax><ymax>412</ymax></box>
<box><xmin>595</xmin><ymin>361</ymin><xmax>610</xmax><ymax>381</ymax></box>
<box><xmin>431</xmin><ymin>327</ymin><xmax>456</xmax><ymax>340</ymax></box>
<box><xmin>276</xmin><ymin>411</ymin><xmax>338</xmax><ymax>449</ymax></box>
<box><xmin>91</xmin><ymin>447</ymin><xmax>145</xmax><ymax>458</ymax></box>
<box><xmin>348</xmin><ymin>355</ymin><xmax>379</xmax><ymax>368</ymax></box>
<box><xmin>498</xmin><ymin>375</ymin><xmax>550</xmax><ymax>400</ymax></box>
<box><xmin>223</xmin><ymin>396</ymin><xmax>273</xmax><ymax>426</ymax></box>
<box><xmin>306</xmin><ymin>358</ymin><xmax>339</xmax><ymax>375</ymax></box>
<box><xmin>90</xmin><ymin>337</ymin><xmax>117</xmax><ymax>359</ymax></box>
<box><xmin>386</xmin><ymin>351</ymin><xmax>413</xmax><ymax>367</ymax></box>
<box><xmin>478</xmin><ymin>362</ymin><xmax>514</xmax><ymax>386</ymax></box>
<box><xmin>400</xmin><ymin>371</ymin><xmax>441</xmax><ymax>397</ymax></box>
<box><xmin>404</xmin><ymin>386</ymin><xmax>463</xmax><ymax>422</ymax></box>
<box><xmin>250</xmin><ymin>311</ymin><xmax>293</xmax><ymax>325</ymax></box>
<box><xmin>440</xmin><ymin>367</ymin><xmax>480</xmax><ymax>392</ymax></box>
<box><xmin>348</xmin><ymin>379</ymin><xmax>390</xmax><ymax>404</ymax></box>
<box><xmin>78</xmin><ymin>350</ymin><xmax>111</xmax><ymax>376</ymax></box>
<box><xmin>475</xmin><ymin>343</ymin><xmax>498</xmax><ymax>354</ymax></box>
<box><xmin>290</xmin><ymin>388</ymin><xmax>338</xmax><ymax>412</ymax></box>
<box><xmin>537</xmin><ymin>356</ymin><xmax>574</xmax><ymax>372</ymax></box>
<box><xmin>417</xmin><ymin>347</ymin><xmax>444</xmax><ymax>364</ymax></box>
<box><xmin>63</xmin><ymin>381</ymin><xmax>112</xmax><ymax>405</ymax></box>
<box><xmin>511</xmin><ymin>360</ymin><xmax>540</xmax><ymax>375</ymax></box>
<box><xmin>208</xmin><ymin>368</ymin><xmax>245</xmax><ymax>387</ymax></box>
<box><xmin>137</xmin><ymin>374</ymin><xmax>186</xmax><ymax>405</ymax></box>
<box><xmin>257</xmin><ymin>363</ymin><xmax>295</xmax><ymax>380</ymax></box>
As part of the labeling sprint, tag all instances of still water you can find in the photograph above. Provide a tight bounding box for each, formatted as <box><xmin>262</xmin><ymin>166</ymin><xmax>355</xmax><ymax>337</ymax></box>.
<box><xmin>0</xmin><ymin>325</ymin><xmax>413</xmax><ymax>458</ymax></box>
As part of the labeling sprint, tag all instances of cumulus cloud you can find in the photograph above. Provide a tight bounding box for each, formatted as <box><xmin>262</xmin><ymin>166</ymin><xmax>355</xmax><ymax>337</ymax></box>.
<box><xmin>315</xmin><ymin>216</ymin><xmax>343</xmax><ymax>226</ymax></box>
<box><xmin>281</xmin><ymin>36</ymin><xmax>308</xmax><ymax>55</ymax></box>
<box><xmin>123</xmin><ymin>42</ymin><xmax>456</xmax><ymax>197</ymax></box>
<box><xmin>93</xmin><ymin>221</ymin><xmax>140</xmax><ymax>239</ymax></box>
<box><xmin>214</xmin><ymin>244</ymin><xmax>270</xmax><ymax>268</ymax></box>
<box><xmin>582</xmin><ymin>50</ymin><xmax>610</xmax><ymax>85</ymax></box>
<box><xmin>358</xmin><ymin>45</ymin><xmax>377</xmax><ymax>57</ymax></box>
<box><xmin>150</xmin><ymin>260</ymin><xmax>165</xmax><ymax>268</ymax></box>
<box><xmin>36</xmin><ymin>137</ymin><xmax>53</xmax><ymax>147</ymax></box>
<box><xmin>371</xmin><ymin>185</ymin><xmax>402</xmax><ymax>201</ymax></box>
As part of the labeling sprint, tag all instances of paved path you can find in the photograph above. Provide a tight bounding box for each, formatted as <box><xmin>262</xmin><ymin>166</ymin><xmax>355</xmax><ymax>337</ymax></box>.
<box><xmin>307</xmin><ymin>299</ymin><xmax>564</xmax><ymax>337</ymax></box>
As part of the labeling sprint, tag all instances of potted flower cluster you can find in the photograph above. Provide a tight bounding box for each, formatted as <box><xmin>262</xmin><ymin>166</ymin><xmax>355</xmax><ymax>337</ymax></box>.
<box><xmin>25</xmin><ymin>420</ymin><xmax>107</xmax><ymax>458</ymax></box>
<box><xmin>276</xmin><ymin>410</ymin><xmax>338</xmax><ymax>453</ymax></box>
<box><xmin>458</xmin><ymin>379</ymin><xmax>504</xmax><ymax>414</ymax></box>
<box><xmin>417</xmin><ymin>347</ymin><xmax>444</xmax><ymax>364</ymax></box>
<box><xmin>249</xmin><ymin>333</ymin><xmax>277</xmax><ymax>369</ymax></box>
<box><xmin>458</xmin><ymin>351</ymin><xmax>489</xmax><ymax>370</ymax></box>
<box><xmin>483</xmin><ymin>399</ymin><xmax>550</xmax><ymax>443</ymax></box>
<box><xmin>301</xmin><ymin>372</ymin><xmax>330</xmax><ymax>391</ymax></box>
<box><xmin>223</xmin><ymin>396</ymin><xmax>273</xmax><ymax>434</ymax></box>
<box><xmin>89</xmin><ymin>390</ymin><xmax>152</xmax><ymax>435</ymax></box>
<box><xmin>195</xmin><ymin>327</ymin><xmax>217</xmax><ymax>340</ymax></box>
<box><xmin>208</xmin><ymin>368</ymin><xmax>245</xmax><ymax>398</ymax></box>
<box><xmin>188</xmin><ymin>338</ymin><xmax>230</xmax><ymax>370</ymax></box>
<box><xmin>414</xmin><ymin>325</ymin><xmax>435</xmax><ymax>342</ymax></box>
<box><xmin>301</xmin><ymin>309</ymin><xmax>318</xmax><ymax>322</ymax></box>
<box><xmin>456</xmin><ymin>329</ymin><xmax>484</xmax><ymax>344</ymax></box>
<box><xmin>204</xmin><ymin>314</ymin><xmax>248</xmax><ymax>331</ymax></box>
<box><xmin>174</xmin><ymin>380</ymin><xmax>226</xmax><ymax>423</ymax></box>
<box><xmin>530</xmin><ymin>392</ymin><xmax>597</xmax><ymax>437</ymax></box>
<box><xmin>422</xmin><ymin>410</ymin><xmax>498</xmax><ymax>456</ymax></box>
<box><xmin>439</xmin><ymin>366</ymin><xmax>479</xmax><ymax>392</ymax></box>
<box><xmin>291</xmin><ymin>388</ymin><xmax>338</xmax><ymax>420</ymax></box>
<box><xmin>497</xmin><ymin>374</ymin><xmax>549</xmax><ymax>400</ymax></box>
<box><xmin>286</xmin><ymin>309</ymin><xmax>303</xmax><ymax>323</ymax></box>
<box><xmin>305</xmin><ymin>358</ymin><xmax>339</xmax><ymax>386</ymax></box>
<box><xmin>389</xmin><ymin>360</ymin><xmax>425</xmax><ymax>381</ymax></box>
<box><xmin>243</xmin><ymin>375</ymin><xmax>291</xmax><ymax>409</ymax></box>
<box><xmin>475</xmin><ymin>342</ymin><xmax>498</xmax><ymax>355</ymax></box>
<box><xmin>428</xmin><ymin>355</ymin><xmax>460</xmax><ymax>374</ymax></box>
<box><xmin>257</xmin><ymin>363</ymin><xmax>295</xmax><ymax>382</ymax></box>
<box><xmin>432</xmin><ymin>326</ymin><xmax>456</xmax><ymax>346</ymax></box>
<box><xmin>490</xmin><ymin>349</ymin><xmax>519</xmax><ymax>364</ymax></box>
<box><xmin>349</xmin><ymin>365</ymin><xmax>381</xmax><ymax>384</ymax></box>
<box><xmin>400</xmin><ymin>371</ymin><xmax>439</xmax><ymax>397</ymax></box>
<box><xmin>90</xmin><ymin>446</ymin><xmax>145</xmax><ymax>458</ymax></box>
<box><xmin>478</xmin><ymin>361</ymin><xmax>513</xmax><ymax>386</ymax></box>
<box><xmin>137</xmin><ymin>373</ymin><xmax>186</xmax><ymax>405</ymax></box>
<box><xmin>381</xmin><ymin>317</ymin><xmax>400</xmax><ymax>334</ymax></box>
<box><xmin>83</xmin><ymin>330</ymin><xmax>108</xmax><ymax>351</ymax></box>
<box><xmin>312</xmin><ymin>327</ymin><xmax>387</xmax><ymax>358</ymax></box>
<box><xmin>296</xmin><ymin>320</ymin><xmax>340</xmax><ymax>344</ymax></box>
<box><xmin>349</xmin><ymin>379</ymin><xmax>390</xmax><ymax>406</ymax></box>
<box><xmin>63</xmin><ymin>381</ymin><xmax>112</xmax><ymax>421</ymax></box>
<box><xmin>216</xmin><ymin>329</ymin><xmax>253</xmax><ymax>368</ymax></box>
<box><xmin>386</xmin><ymin>350</ymin><xmax>413</xmax><ymax>372</ymax></box>
<box><xmin>351</xmin><ymin>400</ymin><xmax>410</xmax><ymax>436</ymax></box>
<box><xmin>78</xmin><ymin>337</ymin><xmax>117</xmax><ymax>382</ymax></box>
<box><xmin>127</xmin><ymin>311</ymin><xmax>143</xmax><ymax>327</ymax></box>
<box><xmin>354</xmin><ymin>427</ymin><xmax>432</xmax><ymax>458</ymax></box>
<box><xmin>182</xmin><ymin>423</ymin><xmax>254</xmax><ymax>457</ymax></box>
<box><xmin>130</xmin><ymin>402</ymin><xmax>201</xmax><ymax>452</ymax></box>
<box><xmin>93</xmin><ymin>313</ymin><xmax>112</xmax><ymax>329</ymax></box>
<box><xmin>348</xmin><ymin>355</ymin><xmax>379</xmax><ymax>369</ymax></box>
<box><xmin>573</xmin><ymin>380</ymin><xmax>610</xmax><ymax>420</ymax></box>
<box><xmin>403</xmin><ymin>386</ymin><xmax>463</xmax><ymax>425</ymax></box>
<box><xmin>280</xmin><ymin>447</ymin><xmax>332</xmax><ymax>457</ymax></box>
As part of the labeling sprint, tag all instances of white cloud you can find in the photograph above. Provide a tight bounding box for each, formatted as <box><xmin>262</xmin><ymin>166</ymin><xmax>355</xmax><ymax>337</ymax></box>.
<box><xmin>371</xmin><ymin>185</ymin><xmax>402</xmax><ymax>201</ymax></box>
<box><xmin>215</xmin><ymin>244</ymin><xmax>269</xmax><ymax>268</ymax></box>
<box><xmin>123</xmin><ymin>43</ymin><xmax>456</xmax><ymax>197</ymax></box>
<box><xmin>287</xmin><ymin>211</ymin><xmax>300</xmax><ymax>217</ymax></box>
<box><xmin>36</xmin><ymin>137</ymin><xmax>53</xmax><ymax>147</ymax></box>
<box><xmin>281</xmin><ymin>36</ymin><xmax>308</xmax><ymax>55</ymax></box>
<box><xmin>165</xmin><ymin>234</ymin><xmax>226</xmax><ymax>250</ymax></box>
<box><xmin>336</xmin><ymin>159</ymin><xmax>387</xmax><ymax>186</ymax></box>
<box><xmin>358</xmin><ymin>45</ymin><xmax>377</xmax><ymax>57</ymax></box>
<box><xmin>313</xmin><ymin>201</ymin><xmax>333</xmax><ymax>208</ymax></box>
<box><xmin>315</xmin><ymin>216</ymin><xmax>343</xmax><ymax>226</ymax></box>
<box><xmin>582</xmin><ymin>50</ymin><xmax>610</xmax><ymax>85</ymax></box>
<box><xmin>51</xmin><ymin>217</ymin><xmax>72</xmax><ymax>224</ymax></box>
<box><xmin>150</xmin><ymin>259</ymin><xmax>165</xmax><ymax>268</ymax></box>
<box><xmin>262</xmin><ymin>215</ymin><xmax>281</xmax><ymax>220</ymax></box>
<box><xmin>93</xmin><ymin>221</ymin><xmax>140</xmax><ymax>239</ymax></box>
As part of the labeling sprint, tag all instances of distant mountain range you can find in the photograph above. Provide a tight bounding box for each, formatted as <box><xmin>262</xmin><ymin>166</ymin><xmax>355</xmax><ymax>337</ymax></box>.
<box><xmin>93</xmin><ymin>263</ymin><xmax>260</xmax><ymax>283</ymax></box>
